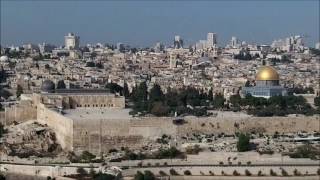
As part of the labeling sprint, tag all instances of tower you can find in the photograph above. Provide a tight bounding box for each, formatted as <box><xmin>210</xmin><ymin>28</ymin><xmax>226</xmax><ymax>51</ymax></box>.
<box><xmin>207</xmin><ymin>33</ymin><xmax>217</xmax><ymax>48</ymax></box>
<box><xmin>64</xmin><ymin>33</ymin><xmax>80</xmax><ymax>50</ymax></box>
<box><xmin>231</xmin><ymin>36</ymin><xmax>238</xmax><ymax>48</ymax></box>
<box><xmin>174</xmin><ymin>35</ymin><xmax>183</xmax><ymax>49</ymax></box>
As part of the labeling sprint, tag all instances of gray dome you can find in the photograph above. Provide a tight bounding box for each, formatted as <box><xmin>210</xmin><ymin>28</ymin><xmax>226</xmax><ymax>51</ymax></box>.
<box><xmin>41</xmin><ymin>80</ymin><xmax>55</xmax><ymax>93</ymax></box>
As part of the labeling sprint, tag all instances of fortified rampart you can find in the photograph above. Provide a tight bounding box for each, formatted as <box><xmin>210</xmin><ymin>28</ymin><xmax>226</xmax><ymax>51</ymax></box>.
<box><xmin>1</xmin><ymin>93</ymin><xmax>319</xmax><ymax>156</ymax></box>
<box><xmin>70</xmin><ymin>114</ymin><xmax>319</xmax><ymax>155</ymax></box>
<box><xmin>0</xmin><ymin>101</ymin><xmax>37</xmax><ymax>126</ymax></box>
<box><xmin>37</xmin><ymin>103</ymin><xmax>73</xmax><ymax>151</ymax></box>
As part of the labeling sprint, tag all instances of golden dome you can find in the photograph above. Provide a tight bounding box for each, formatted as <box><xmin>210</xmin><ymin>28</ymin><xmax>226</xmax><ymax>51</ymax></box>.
<box><xmin>256</xmin><ymin>66</ymin><xmax>279</xmax><ymax>81</ymax></box>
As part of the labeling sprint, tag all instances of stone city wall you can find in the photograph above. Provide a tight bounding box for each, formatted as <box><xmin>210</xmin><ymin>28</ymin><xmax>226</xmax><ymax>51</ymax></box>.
<box><xmin>37</xmin><ymin>104</ymin><xmax>74</xmax><ymax>151</ymax></box>
<box><xmin>177</xmin><ymin>115</ymin><xmax>320</xmax><ymax>135</ymax></box>
<box><xmin>72</xmin><ymin>117</ymin><xmax>177</xmax><ymax>155</ymax></box>
<box><xmin>70</xmin><ymin>114</ymin><xmax>319</xmax><ymax>155</ymax></box>
<box><xmin>0</xmin><ymin>101</ymin><xmax>37</xmax><ymax>125</ymax></box>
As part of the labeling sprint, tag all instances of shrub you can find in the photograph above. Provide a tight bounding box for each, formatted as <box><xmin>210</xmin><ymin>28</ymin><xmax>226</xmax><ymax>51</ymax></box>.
<box><xmin>258</xmin><ymin>170</ymin><xmax>263</xmax><ymax>176</ymax></box>
<box><xmin>169</xmin><ymin>168</ymin><xmax>179</xmax><ymax>175</ymax></box>
<box><xmin>219</xmin><ymin>161</ymin><xmax>224</xmax><ymax>165</ymax></box>
<box><xmin>317</xmin><ymin>168</ymin><xmax>320</xmax><ymax>175</ymax></box>
<box><xmin>237</xmin><ymin>133</ymin><xmax>250</xmax><ymax>152</ymax></box>
<box><xmin>245</xmin><ymin>169</ymin><xmax>252</xmax><ymax>176</ymax></box>
<box><xmin>209</xmin><ymin>171</ymin><xmax>214</xmax><ymax>176</ymax></box>
<box><xmin>185</xmin><ymin>145</ymin><xmax>202</xmax><ymax>154</ymax></box>
<box><xmin>144</xmin><ymin>170</ymin><xmax>156</xmax><ymax>180</ymax></box>
<box><xmin>246</xmin><ymin>161</ymin><xmax>251</xmax><ymax>165</ymax></box>
<box><xmin>281</xmin><ymin>169</ymin><xmax>288</xmax><ymax>176</ymax></box>
<box><xmin>221</xmin><ymin>170</ymin><xmax>226</xmax><ymax>175</ymax></box>
<box><xmin>76</xmin><ymin>167</ymin><xmax>87</xmax><ymax>175</ymax></box>
<box><xmin>233</xmin><ymin>170</ymin><xmax>240</xmax><ymax>176</ymax></box>
<box><xmin>93</xmin><ymin>173</ymin><xmax>116</xmax><ymax>180</ymax></box>
<box><xmin>80</xmin><ymin>151</ymin><xmax>96</xmax><ymax>162</ymax></box>
<box><xmin>155</xmin><ymin>147</ymin><xmax>184</xmax><ymax>159</ymax></box>
<box><xmin>289</xmin><ymin>144</ymin><xmax>320</xmax><ymax>159</ymax></box>
<box><xmin>159</xmin><ymin>170</ymin><xmax>167</xmax><ymax>176</ymax></box>
<box><xmin>134</xmin><ymin>171</ymin><xmax>144</xmax><ymax>180</ymax></box>
<box><xmin>270</xmin><ymin>169</ymin><xmax>277</xmax><ymax>176</ymax></box>
<box><xmin>293</xmin><ymin>169</ymin><xmax>301</xmax><ymax>176</ymax></box>
<box><xmin>108</xmin><ymin>148</ymin><xmax>118</xmax><ymax>153</ymax></box>
<box><xmin>184</xmin><ymin>170</ymin><xmax>191</xmax><ymax>175</ymax></box>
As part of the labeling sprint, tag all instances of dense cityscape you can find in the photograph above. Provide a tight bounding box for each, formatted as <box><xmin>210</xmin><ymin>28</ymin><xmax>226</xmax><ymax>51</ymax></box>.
<box><xmin>0</xmin><ymin>31</ymin><xmax>319</xmax><ymax>180</ymax></box>
<box><xmin>1</xmin><ymin>1</ymin><xmax>320</xmax><ymax>180</ymax></box>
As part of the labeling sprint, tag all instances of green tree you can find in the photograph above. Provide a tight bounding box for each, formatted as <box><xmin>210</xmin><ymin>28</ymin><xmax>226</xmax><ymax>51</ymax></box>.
<box><xmin>150</xmin><ymin>101</ymin><xmax>169</xmax><ymax>116</ymax></box>
<box><xmin>80</xmin><ymin>151</ymin><xmax>96</xmax><ymax>162</ymax></box>
<box><xmin>16</xmin><ymin>84</ymin><xmax>23</xmax><ymax>98</ymax></box>
<box><xmin>106</xmin><ymin>83</ymin><xmax>123</xmax><ymax>95</ymax></box>
<box><xmin>149</xmin><ymin>84</ymin><xmax>164</xmax><ymax>103</ymax></box>
<box><xmin>123</xmin><ymin>82</ymin><xmax>130</xmax><ymax>98</ymax></box>
<box><xmin>0</xmin><ymin>66</ymin><xmax>7</xmax><ymax>83</ymax></box>
<box><xmin>132</xmin><ymin>82</ymin><xmax>148</xmax><ymax>112</ymax></box>
<box><xmin>245</xmin><ymin>80</ymin><xmax>251</xmax><ymax>87</ymax></box>
<box><xmin>207</xmin><ymin>88</ymin><xmax>213</xmax><ymax>101</ymax></box>
<box><xmin>144</xmin><ymin>170</ymin><xmax>156</xmax><ymax>180</ymax></box>
<box><xmin>237</xmin><ymin>133</ymin><xmax>250</xmax><ymax>152</ymax></box>
<box><xmin>86</xmin><ymin>61</ymin><xmax>95</xmax><ymax>67</ymax></box>
<box><xmin>56</xmin><ymin>80</ymin><xmax>66</xmax><ymax>89</ymax></box>
<box><xmin>0</xmin><ymin>123</ymin><xmax>6</xmax><ymax>138</ymax></box>
<box><xmin>44</xmin><ymin>64</ymin><xmax>50</xmax><ymax>70</ymax></box>
<box><xmin>314</xmin><ymin>96</ymin><xmax>320</xmax><ymax>107</ymax></box>
<box><xmin>229</xmin><ymin>94</ymin><xmax>242</xmax><ymax>107</ymax></box>
<box><xmin>213</xmin><ymin>93</ymin><xmax>225</xmax><ymax>109</ymax></box>
<box><xmin>96</xmin><ymin>62</ymin><xmax>104</xmax><ymax>69</ymax></box>
<box><xmin>134</xmin><ymin>171</ymin><xmax>144</xmax><ymax>180</ymax></box>
<box><xmin>76</xmin><ymin>167</ymin><xmax>87</xmax><ymax>175</ymax></box>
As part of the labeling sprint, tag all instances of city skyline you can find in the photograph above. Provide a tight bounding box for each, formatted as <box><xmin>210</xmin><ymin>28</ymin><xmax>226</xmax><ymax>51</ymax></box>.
<box><xmin>1</xmin><ymin>0</ymin><xmax>319</xmax><ymax>47</ymax></box>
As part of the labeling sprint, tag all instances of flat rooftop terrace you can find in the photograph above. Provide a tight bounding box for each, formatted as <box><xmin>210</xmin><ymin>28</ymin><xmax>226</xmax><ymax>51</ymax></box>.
<box><xmin>62</xmin><ymin>108</ymin><xmax>132</xmax><ymax>120</ymax></box>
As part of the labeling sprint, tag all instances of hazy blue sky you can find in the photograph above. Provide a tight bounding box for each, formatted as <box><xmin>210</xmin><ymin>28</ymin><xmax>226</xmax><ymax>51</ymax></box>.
<box><xmin>1</xmin><ymin>0</ymin><xmax>319</xmax><ymax>47</ymax></box>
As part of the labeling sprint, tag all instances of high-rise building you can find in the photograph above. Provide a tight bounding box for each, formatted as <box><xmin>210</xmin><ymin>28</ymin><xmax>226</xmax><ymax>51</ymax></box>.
<box><xmin>174</xmin><ymin>35</ymin><xmax>183</xmax><ymax>49</ymax></box>
<box><xmin>154</xmin><ymin>42</ymin><xmax>164</xmax><ymax>53</ymax></box>
<box><xmin>231</xmin><ymin>36</ymin><xmax>239</xmax><ymax>48</ymax></box>
<box><xmin>64</xmin><ymin>33</ymin><xmax>80</xmax><ymax>50</ymax></box>
<box><xmin>316</xmin><ymin>42</ymin><xmax>320</xmax><ymax>50</ymax></box>
<box><xmin>38</xmin><ymin>43</ymin><xmax>56</xmax><ymax>54</ymax></box>
<box><xmin>207</xmin><ymin>33</ymin><xmax>217</xmax><ymax>48</ymax></box>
